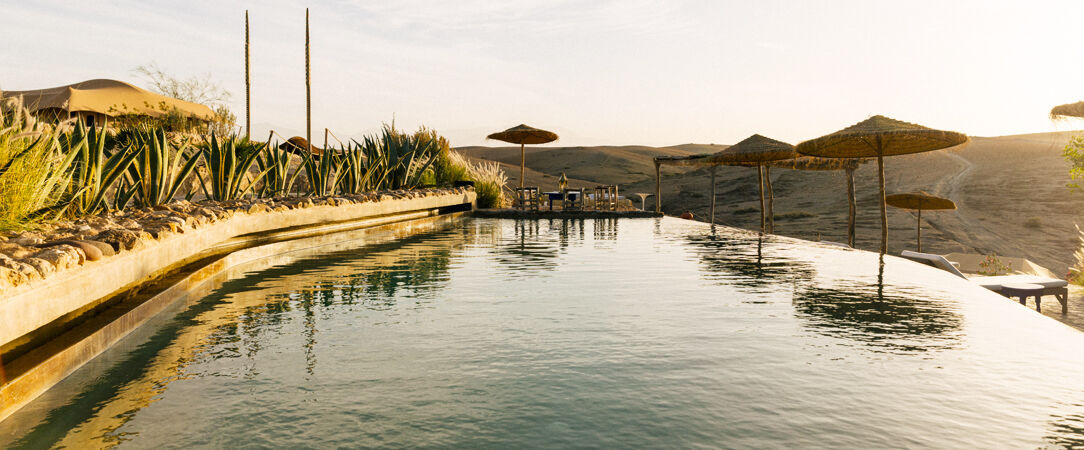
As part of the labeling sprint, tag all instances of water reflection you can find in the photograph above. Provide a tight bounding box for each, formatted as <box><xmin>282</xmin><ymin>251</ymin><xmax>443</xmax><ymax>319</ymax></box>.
<box><xmin>8</xmin><ymin>226</ymin><xmax>467</xmax><ymax>449</ymax></box>
<box><xmin>1046</xmin><ymin>405</ymin><xmax>1084</xmax><ymax>448</ymax></box>
<box><xmin>685</xmin><ymin>231</ymin><xmax>816</xmax><ymax>294</ymax></box>
<box><xmin>791</xmin><ymin>255</ymin><xmax>964</xmax><ymax>354</ymax></box>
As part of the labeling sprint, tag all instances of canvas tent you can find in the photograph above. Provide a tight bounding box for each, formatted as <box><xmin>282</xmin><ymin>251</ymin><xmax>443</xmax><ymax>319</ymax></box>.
<box><xmin>1</xmin><ymin>79</ymin><xmax>215</xmax><ymax>126</ymax></box>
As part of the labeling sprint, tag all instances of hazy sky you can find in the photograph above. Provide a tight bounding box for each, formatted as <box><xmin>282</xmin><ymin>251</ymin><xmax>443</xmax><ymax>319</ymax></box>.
<box><xmin>3</xmin><ymin>0</ymin><xmax>1083</xmax><ymax>146</ymax></box>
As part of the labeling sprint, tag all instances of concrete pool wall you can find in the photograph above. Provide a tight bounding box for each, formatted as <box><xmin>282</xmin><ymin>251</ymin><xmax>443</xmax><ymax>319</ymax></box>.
<box><xmin>0</xmin><ymin>188</ymin><xmax>475</xmax><ymax>422</ymax></box>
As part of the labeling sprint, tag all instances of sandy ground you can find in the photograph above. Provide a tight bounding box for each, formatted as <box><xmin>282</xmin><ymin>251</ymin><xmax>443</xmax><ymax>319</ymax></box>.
<box><xmin>459</xmin><ymin>131</ymin><xmax>1084</xmax><ymax>275</ymax></box>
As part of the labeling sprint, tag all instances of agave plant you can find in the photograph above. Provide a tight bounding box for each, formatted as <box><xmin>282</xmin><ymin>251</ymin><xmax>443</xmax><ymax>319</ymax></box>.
<box><xmin>256</xmin><ymin>136</ymin><xmax>306</xmax><ymax>198</ymax></box>
<box><xmin>64</xmin><ymin>122</ymin><xmax>139</xmax><ymax>215</ymax></box>
<box><xmin>332</xmin><ymin>144</ymin><xmax>362</xmax><ymax>195</ymax></box>
<box><xmin>118</xmin><ymin>128</ymin><xmax>201</xmax><ymax>208</ymax></box>
<box><xmin>353</xmin><ymin>124</ymin><xmax>439</xmax><ymax>191</ymax></box>
<box><xmin>198</xmin><ymin>133</ymin><xmax>268</xmax><ymax>201</ymax></box>
<box><xmin>301</xmin><ymin>146</ymin><xmax>341</xmax><ymax>197</ymax></box>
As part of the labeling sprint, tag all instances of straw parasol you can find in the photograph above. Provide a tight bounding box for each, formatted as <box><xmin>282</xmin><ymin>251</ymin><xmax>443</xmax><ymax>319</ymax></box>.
<box><xmin>771</xmin><ymin>156</ymin><xmax>867</xmax><ymax>247</ymax></box>
<box><xmin>1051</xmin><ymin>101</ymin><xmax>1084</xmax><ymax>119</ymax></box>
<box><xmin>885</xmin><ymin>192</ymin><xmax>955</xmax><ymax>252</ymax></box>
<box><xmin>795</xmin><ymin>116</ymin><xmax>968</xmax><ymax>253</ymax></box>
<box><xmin>487</xmin><ymin>124</ymin><xmax>558</xmax><ymax>187</ymax></box>
<box><xmin>704</xmin><ymin>134</ymin><xmax>798</xmax><ymax>233</ymax></box>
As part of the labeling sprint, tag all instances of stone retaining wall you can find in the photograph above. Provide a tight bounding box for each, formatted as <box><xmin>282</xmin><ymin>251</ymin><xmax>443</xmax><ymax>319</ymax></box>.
<box><xmin>0</xmin><ymin>188</ymin><xmax>475</xmax><ymax>352</ymax></box>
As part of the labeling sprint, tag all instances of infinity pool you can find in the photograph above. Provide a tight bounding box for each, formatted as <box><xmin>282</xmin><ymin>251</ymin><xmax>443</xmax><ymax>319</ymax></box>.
<box><xmin>3</xmin><ymin>217</ymin><xmax>1084</xmax><ymax>447</ymax></box>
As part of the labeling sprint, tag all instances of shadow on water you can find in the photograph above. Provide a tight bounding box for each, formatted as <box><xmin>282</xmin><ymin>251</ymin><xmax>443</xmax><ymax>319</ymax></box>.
<box><xmin>6</xmin><ymin>226</ymin><xmax>465</xmax><ymax>449</ymax></box>
<box><xmin>791</xmin><ymin>255</ymin><xmax>964</xmax><ymax>354</ymax></box>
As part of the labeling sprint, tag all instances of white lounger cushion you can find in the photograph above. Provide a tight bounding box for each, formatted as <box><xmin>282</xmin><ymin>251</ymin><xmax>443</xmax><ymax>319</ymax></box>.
<box><xmin>969</xmin><ymin>274</ymin><xmax>1068</xmax><ymax>291</ymax></box>
<box><xmin>899</xmin><ymin>251</ymin><xmax>967</xmax><ymax>278</ymax></box>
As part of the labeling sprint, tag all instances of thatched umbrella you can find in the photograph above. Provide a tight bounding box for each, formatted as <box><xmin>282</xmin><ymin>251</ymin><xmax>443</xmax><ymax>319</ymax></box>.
<box><xmin>1051</xmin><ymin>101</ymin><xmax>1084</xmax><ymax>119</ymax></box>
<box><xmin>885</xmin><ymin>192</ymin><xmax>955</xmax><ymax>252</ymax></box>
<box><xmin>704</xmin><ymin>134</ymin><xmax>798</xmax><ymax>233</ymax></box>
<box><xmin>796</xmin><ymin>116</ymin><xmax>968</xmax><ymax>253</ymax></box>
<box><xmin>771</xmin><ymin>156</ymin><xmax>867</xmax><ymax>247</ymax></box>
<box><xmin>487</xmin><ymin>124</ymin><xmax>558</xmax><ymax>188</ymax></box>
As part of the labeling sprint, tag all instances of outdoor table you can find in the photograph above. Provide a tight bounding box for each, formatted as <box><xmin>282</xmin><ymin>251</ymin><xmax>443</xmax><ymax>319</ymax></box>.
<box><xmin>1001</xmin><ymin>282</ymin><xmax>1046</xmax><ymax>312</ymax></box>
<box><xmin>543</xmin><ymin>192</ymin><xmax>562</xmax><ymax>210</ymax></box>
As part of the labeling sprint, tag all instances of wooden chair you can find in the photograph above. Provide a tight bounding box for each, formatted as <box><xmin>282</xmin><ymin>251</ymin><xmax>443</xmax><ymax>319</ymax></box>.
<box><xmin>563</xmin><ymin>187</ymin><xmax>584</xmax><ymax>211</ymax></box>
<box><xmin>514</xmin><ymin>187</ymin><xmax>541</xmax><ymax>211</ymax></box>
<box><xmin>593</xmin><ymin>185</ymin><xmax>617</xmax><ymax>211</ymax></box>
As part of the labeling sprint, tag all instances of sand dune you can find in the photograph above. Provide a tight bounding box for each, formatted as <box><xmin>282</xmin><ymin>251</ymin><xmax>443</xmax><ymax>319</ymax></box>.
<box><xmin>459</xmin><ymin>131</ymin><xmax>1084</xmax><ymax>274</ymax></box>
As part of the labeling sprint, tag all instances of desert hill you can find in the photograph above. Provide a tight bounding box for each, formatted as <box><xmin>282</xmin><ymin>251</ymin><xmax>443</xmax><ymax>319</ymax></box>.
<box><xmin>458</xmin><ymin>131</ymin><xmax>1084</xmax><ymax>274</ymax></box>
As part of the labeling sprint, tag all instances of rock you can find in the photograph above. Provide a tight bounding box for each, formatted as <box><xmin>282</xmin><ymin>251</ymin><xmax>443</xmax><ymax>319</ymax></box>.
<box><xmin>94</xmin><ymin>229</ymin><xmax>144</xmax><ymax>252</ymax></box>
<box><xmin>32</xmin><ymin>245</ymin><xmax>82</xmax><ymax>271</ymax></box>
<box><xmin>248</xmin><ymin>203</ymin><xmax>269</xmax><ymax>214</ymax></box>
<box><xmin>0</xmin><ymin>253</ymin><xmax>41</xmax><ymax>283</ymax></box>
<box><xmin>13</xmin><ymin>232</ymin><xmax>44</xmax><ymax>246</ymax></box>
<box><xmin>0</xmin><ymin>242</ymin><xmax>35</xmax><ymax>259</ymax></box>
<box><xmin>22</xmin><ymin>257</ymin><xmax>54</xmax><ymax>279</ymax></box>
<box><xmin>0</xmin><ymin>266</ymin><xmax>26</xmax><ymax>290</ymax></box>
<box><xmin>41</xmin><ymin>240</ymin><xmax>103</xmax><ymax>261</ymax></box>
<box><xmin>81</xmin><ymin>240</ymin><xmax>115</xmax><ymax>258</ymax></box>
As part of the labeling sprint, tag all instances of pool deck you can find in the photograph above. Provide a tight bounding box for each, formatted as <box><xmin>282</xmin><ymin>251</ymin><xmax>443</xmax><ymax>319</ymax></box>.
<box><xmin>474</xmin><ymin>208</ymin><xmax>662</xmax><ymax>219</ymax></box>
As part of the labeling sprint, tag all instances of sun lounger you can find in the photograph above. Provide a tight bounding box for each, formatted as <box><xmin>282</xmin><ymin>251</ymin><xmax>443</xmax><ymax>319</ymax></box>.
<box><xmin>899</xmin><ymin>250</ymin><xmax>1068</xmax><ymax>313</ymax></box>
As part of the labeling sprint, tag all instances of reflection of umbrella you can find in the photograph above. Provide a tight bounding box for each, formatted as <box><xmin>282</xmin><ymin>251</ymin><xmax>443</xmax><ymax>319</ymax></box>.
<box><xmin>885</xmin><ymin>192</ymin><xmax>956</xmax><ymax>252</ymax></box>
<box><xmin>772</xmin><ymin>156</ymin><xmax>868</xmax><ymax>247</ymax></box>
<box><xmin>704</xmin><ymin>134</ymin><xmax>798</xmax><ymax>233</ymax></box>
<box><xmin>487</xmin><ymin>124</ymin><xmax>558</xmax><ymax>188</ymax></box>
<box><xmin>1051</xmin><ymin>101</ymin><xmax>1084</xmax><ymax>119</ymax></box>
<box><xmin>796</xmin><ymin>116</ymin><xmax>968</xmax><ymax>253</ymax></box>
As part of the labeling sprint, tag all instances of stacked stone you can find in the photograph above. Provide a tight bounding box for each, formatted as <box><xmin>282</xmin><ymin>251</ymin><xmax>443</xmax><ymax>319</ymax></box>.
<box><xmin>0</xmin><ymin>187</ymin><xmax>472</xmax><ymax>291</ymax></box>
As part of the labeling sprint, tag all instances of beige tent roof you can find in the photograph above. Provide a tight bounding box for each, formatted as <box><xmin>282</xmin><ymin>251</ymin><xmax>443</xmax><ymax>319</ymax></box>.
<box><xmin>1</xmin><ymin>79</ymin><xmax>215</xmax><ymax>120</ymax></box>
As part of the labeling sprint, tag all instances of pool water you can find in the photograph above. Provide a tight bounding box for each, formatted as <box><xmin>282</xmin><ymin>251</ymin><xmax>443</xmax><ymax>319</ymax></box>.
<box><xmin>3</xmin><ymin>217</ymin><xmax>1084</xmax><ymax>448</ymax></box>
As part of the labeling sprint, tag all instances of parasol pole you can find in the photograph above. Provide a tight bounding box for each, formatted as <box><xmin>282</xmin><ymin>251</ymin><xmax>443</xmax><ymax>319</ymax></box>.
<box><xmin>520</xmin><ymin>143</ymin><xmax>525</xmax><ymax>188</ymax></box>
<box><xmin>846</xmin><ymin>166</ymin><xmax>856</xmax><ymax>248</ymax></box>
<box><xmin>765</xmin><ymin>166</ymin><xmax>775</xmax><ymax>233</ymax></box>
<box><xmin>710</xmin><ymin>165</ymin><xmax>717</xmax><ymax>225</ymax></box>
<box><xmin>757</xmin><ymin>165</ymin><xmax>766</xmax><ymax>233</ymax></box>
<box><xmin>916</xmin><ymin>207</ymin><xmax>922</xmax><ymax>252</ymax></box>
<box><xmin>877</xmin><ymin>150</ymin><xmax>887</xmax><ymax>254</ymax></box>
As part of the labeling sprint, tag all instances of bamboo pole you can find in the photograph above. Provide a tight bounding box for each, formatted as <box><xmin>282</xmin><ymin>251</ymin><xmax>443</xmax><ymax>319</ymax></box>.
<box><xmin>877</xmin><ymin>153</ymin><xmax>887</xmax><ymax>254</ymax></box>
<box><xmin>305</xmin><ymin>8</ymin><xmax>311</xmax><ymax>153</ymax></box>
<box><xmin>757</xmin><ymin>165</ymin><xmax>766</xmax><ymax>233</ymax></box>
<box><xmin>764</xmin><ymin>166</ymin><xmax>775</xmax><ymax>234</ymax></box>
<box><xmin>846</xmin><ymin>166</ymin><xmax>856</xmax><ymax>248</ymax></box>
<box><xmin>244</xmin><ymin>10</ymin><xmax>251</xmax><ymax>139</ymax></box>
<box><xmin>916</xmin><ymin>208</ymin><xmax>922</xmax><ymax>252</ymax></box>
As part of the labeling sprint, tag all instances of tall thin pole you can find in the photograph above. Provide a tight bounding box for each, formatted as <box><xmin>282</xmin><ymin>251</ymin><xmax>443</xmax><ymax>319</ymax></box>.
<box><xmin>757</xmin><ymin>165</ymin><xmax>766</xmax><ymax>233</ymax></box>
<box><xmin>519</xmin><ymin>143</ymin><xmax>525</xmax><ymax>188</ymax></box>
<box><xmin>916</xmin><ymin>208</ymin><xmax>922</xmax><ymax>252</ymax></box>
<box><xmin>654</xmin><ymin>161</ymin><xmax>661</xmax><ymax>213</ymax></box>
<box><xmin>709</xmin><ymin>165</ymin><xmax>717</xmax><ymax>225</ymax></box>
<box><xmin>846</xmin><ymin>166</ymin><xmax>856</xmax><ymax>248</ymax></box>
<box><xmin>244</xmin><ymin>10</ymin><xmax>251</xmax><ymax>139</ymax></box>
<box><xmin>877</xmin><ymin>152</ymin><xmax>887</xmax><ymax>254</ymax></box>
<box><xmin>305</xmin><ymin>8</ymin><xmax>311</xmax><ymax>151</ymax></box>
<box><xmin>765</xmin><ymin>166</ymin><xmax>775</xmax><ymax>234</ymax></box>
